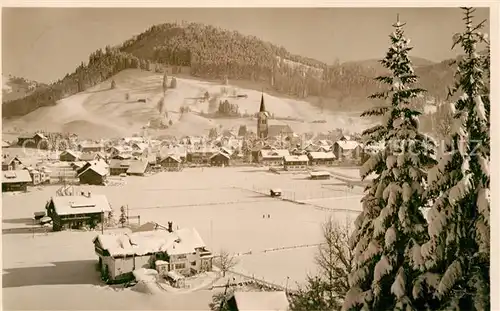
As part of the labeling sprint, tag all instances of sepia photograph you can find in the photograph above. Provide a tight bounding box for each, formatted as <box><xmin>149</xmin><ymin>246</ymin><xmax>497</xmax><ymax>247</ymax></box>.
<box><xmin>1</xmin><ymin>5</ymin><xmax>494</xmax><ymax>311</ymax></box>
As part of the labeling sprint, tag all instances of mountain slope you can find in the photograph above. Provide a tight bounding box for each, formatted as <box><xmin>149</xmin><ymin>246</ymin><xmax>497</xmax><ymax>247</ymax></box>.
<box><xmin>3</xmin><ymin>22</ymin><xmax>458</xmax><ymax>120</ymax></box>
<box><xmin>2</xmin><ymin>69</ymin><xmax>376</xmax><ymax>139</ymax></box>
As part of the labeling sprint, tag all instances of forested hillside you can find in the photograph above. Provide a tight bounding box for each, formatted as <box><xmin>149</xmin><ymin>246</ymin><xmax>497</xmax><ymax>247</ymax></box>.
<box><xmin>3</xmin><ymin>22</ymin><xmax>456</xmax><ymax>118</ymax></box>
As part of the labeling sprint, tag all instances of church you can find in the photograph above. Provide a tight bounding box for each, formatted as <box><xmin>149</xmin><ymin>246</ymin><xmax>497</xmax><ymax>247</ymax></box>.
<box><xmin>257</xmin><ymin>93</ymin><xmax>269</xmax><ymax>139</ymax></box>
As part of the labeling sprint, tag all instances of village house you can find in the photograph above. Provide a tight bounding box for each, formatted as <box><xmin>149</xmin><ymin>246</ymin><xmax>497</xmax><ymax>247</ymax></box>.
<box><xmin>79</xmin><ymin>152</ymin><xmax>106</xmax><ymax>163</ymax></box>
<box><xmin>283</xmin><ymin>155</ymin><xmax>309</xmax><ymax>171</ymax></box>
<box><xmin>186</xmin><ymin>149</ymin><xmax>216</xmax><ymax>165</ymax></box>
<box><xmin>79</xmin><ymin>142</ymin><xmax>105</xmax><ymax>153</ymax></box>
<box><xmin>45</xmin><ymin>193</ymin><xmax>112</xmax><ymax>231</ymax></box>
<box><xmin>109</xmin><ymin>159</ymin><xmax>131</xmax><ymax>176</ymax></box>
<box><xmin>2</xmin><ymin>155</ymin><xmax>24</xmax><ymax>171</ymax></box>
<box><xmin>2</xmin><ymin>170</ymin><xmax>33</xmax><ymax>192</ymax></box>
<box><xmin>76</xmin><ymin>160</ymin><xmax>109</xmax><ymax>175</ymax></box>
<box><xmin>108</xmin><ymin>146</ymin><xmax>133</xmax><ymax>159</ymax></box>
<box><xmin>225</xmin><ymin>291</ymin><xmax>290</xmax><ymax>311</ymax></box>
<box><xmin>16</xmin><ymin>132</ymin><xmax>49</xmax><ymax>149</ymax></box>
<box><xmin>78</xmin><ymin>163</ymin><xmax>109</xmax><ymax>186</ymax></box>
<box><xmin>158</xmin><ymin>155</ymin><xmax>182</xmax><ymax>171</ymax></box>
<box><xmin>333</xmin><ymin>140</ymin><xmax>363</xmax><ymax>161</ymax></box>
<box><xmin>59</xmin><ymin>149</ymin><xmax>82</xmax><ymax>162</ymax></box>
<box><xmin>309</xmin><ymin>171</ymin><xmax>331</xmax><ymax>180</ymax></box>
<box><xmin>258</xmin><ymin>149</ymin><xmax>290</xmax><ymax>167</ymax></box>
<box><xmin>25</xmin><ymin>167</ymin><xmax>43</xmax><ymax>185</ymax></box>
<box><xmin>307</xmin><ymin>151</ymin><xmax>336</xmax><ymax>166</ymax></box>
<box><xmin>93</xmin><ymin>224</ymin><xmax>213</xmax><ymax>283</ymax></box>
<box><xmin>210</xmin><ymin>152</ymin><xmax>230</xmax><ymax>167</ymax></box>
<box><xmin>126</xmin><ymin>160</ymin><xmax>150</xmax><ymax>176</ymax></box>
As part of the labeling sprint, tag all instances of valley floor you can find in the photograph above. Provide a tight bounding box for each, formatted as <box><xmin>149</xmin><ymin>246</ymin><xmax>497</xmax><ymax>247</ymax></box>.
<box><xmin>2</xmin><ymin>166</ymin><xmax>363</xmax><ymax>310</ymax></box>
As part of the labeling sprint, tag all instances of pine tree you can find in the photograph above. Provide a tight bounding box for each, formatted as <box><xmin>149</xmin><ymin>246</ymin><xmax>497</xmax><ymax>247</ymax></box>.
<box><xmin>343</xmin><ymin>16</ymin><xmax>435</xmax><ymax>311</ymax></box>
<box><xmin>119</xmin><ymin>206</ymin><xmax>127</xmax><ymax>227</ymax></box>
<box><xmin>415</xmin><ymin>8</ymin><xmax>490</xmax><ymax>310</ymax></box>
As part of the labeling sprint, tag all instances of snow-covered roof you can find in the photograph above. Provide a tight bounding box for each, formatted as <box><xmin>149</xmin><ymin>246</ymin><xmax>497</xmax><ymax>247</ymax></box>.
<box><xmin>51</xmin><ymin>194</ymin><xmax>111</xmax><ymax>216</ymax></box>
<box><xmin>94</xmin><ymin>227</ymin><xmax>206</xmax><ymax>257</ymax></box>
<box><xmin>2</xmin><ymin>170</ymin><xmax>32</xmax><ymax>184</ymax></box>
<box><xmin>78</xmin><ymin>162</ymin><xmax>108</xmax><ymax>177</ymax></box>
<box><xmin>308</xmin><ymin>151</ymin><xmax>336</xmax><ymax>160</ymax></box>
<box><xmin>283</xmin><ymin>155</ymin><xmax>309</xmax><ymax>162</ymax></box>
<box><xmin>310</xmin><ymin>171</ymin><xmax>331</xmax><ymax>177</ymax></box>
<box><xmin>231</xmin><ymin>291</ymin><xmax>290</xmax><ymax>311</ymax></box>
<box><xmin>335</xmin><ymin>140</ymin><xmax>360</xmax><ymax>150</ymax></box>
<box><xmin>126</xmin><ymin>160</ymin><xmax>149</xmax><ymax>174</ymax></box>
<box><xmin>260</xmin><ymin>149</ymin><xmax>290</xmax><ymax>159</ymax></box>
<box><xmin>210</xmin><ymin>152</ymin><xmax>230</xmax><ymax>160</ymax></box>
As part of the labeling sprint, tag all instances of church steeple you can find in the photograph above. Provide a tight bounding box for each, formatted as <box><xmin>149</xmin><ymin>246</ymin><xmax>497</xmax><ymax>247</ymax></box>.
<box><xmin>257</xmin><ymin>92</ymin><xmax>269</xmax><ymax>139</ymax></box>
<box><xmin>259</xmin><ymin>93</ymin><xmax>266</xmax><ymax>112</ymax></box>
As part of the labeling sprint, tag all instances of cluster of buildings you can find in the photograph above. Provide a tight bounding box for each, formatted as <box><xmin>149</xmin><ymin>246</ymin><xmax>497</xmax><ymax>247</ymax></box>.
<box><xmin>1</xmin><ymin>94</ymin><xmax>381</xmax><ymax>192</ymax></box>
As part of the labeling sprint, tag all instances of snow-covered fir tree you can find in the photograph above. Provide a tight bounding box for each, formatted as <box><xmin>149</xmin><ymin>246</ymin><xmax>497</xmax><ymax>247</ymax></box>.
<box><xmin>414</xmin><ymin>8</ymin><xmax>490</xmax><ymax>310</ymax></box>
<box><xmin>343</xmin><ymin>16</ymin><xmax>436</xmax><ymax>311</ymax></box>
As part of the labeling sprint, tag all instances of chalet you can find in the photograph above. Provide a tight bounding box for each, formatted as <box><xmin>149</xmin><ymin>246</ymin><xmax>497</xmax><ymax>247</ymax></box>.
<box><xmin>76</xmin><ymin>160</ymin><xmax>109</xmax><ymax>175</ymax></box>
<box><xmin>45</xmin><ymin>193</ymin><xmax>112</xmax><ymax>231</ymax></box>
<box><xmin>79</xmin><ymin>152</ymin><xmax>106</xmax><ymax>162</ymax></box>
<box><xmin>109</xmin><ymin>146</ymin><xmax>133</xmax><ymax>158</ymax></box>
<box><xmin>159</xmin><ymin>155</ymin><xmax>182</xmax><ymax>171</ymax></box>
<box><xmin>186</xmin><ymin>149</ymin><xmax>216</xmax><ymax>164</ymax></box>
<box><xmin>333</xmin><ymin>140</ymin><xmax>363</xmax><ymax>160</ymax></box>
<box><xmin>78</xmin><ymin>163</ymin><xmax>109</xmax><ymax>185</ymax></box>
<box><xmin>131</xmin><ymin>143</ymin><xmax>148</xmax><ymax>153</ymax></box>
<box><xmin>302</xmin><ymin>142</ymin><xmax>320</xmax><ymax>153</ymax></box>
<box><xmin>93</xmin><ymin>224</ymin><xmax>213</xmax><ymax>282</ymax></box>
<box><xmin>16</xmin><ymin>133</ymin><xmax>48</xmax><ymax>149</ymax></box>
<box><xmin>307</xmin><ymin>151</ymin><xmax>336</xmax><ymax>166</ymax></box>
<box><xmin>309</xmin><ymin>171</ymin><xmax>331</xmax><ymax>180</ymax></box>
<box><xmin>59</xmin><ymin>150</ymin><xmax>81</xmax><ymax>162</ymax></box>
<box><xmin>79</xmin><ymin>142</ymin><xmax>104</xmax><ymax>153</ymax></box>
<box><xmin>283</xmin><ymin>155</ymin><xmax>309</xmax><ymax>171</ymax></box>
<box><xmin>2</xmin><ymin>155</ymin><xmax>23</xmax><ymax>171</ymax></box>
<box><xmin>2</xmin><ymin>170</ymin><xmax>33</xmax><ymax>192</ymax></box>
<box><xmin>225</xmin><ymin>291</ymin><xmax>290</xmax><ymax>311</ymax></box>
<box><xmin>109</xmin><ymin>159</ymin><xmax>131</xmax><ymax>176</ymax></box>
<box><xmin>258</xmin><ymin>149</ymin><xmax>289</xmax><ymax>167</ymax></box>
<box><xmin>126</xmin><ymin>160</ymin><xmax>150</xmax><ymax>176</ymax></box>
<box><xmin>210</xmin><ymin>152</ymin><xmax>230</xmax><ymax>167</ymax></box>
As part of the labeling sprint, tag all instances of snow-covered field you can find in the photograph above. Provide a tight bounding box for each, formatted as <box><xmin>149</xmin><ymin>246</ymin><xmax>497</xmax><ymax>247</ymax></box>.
<box><xmin>2</xmin><ymin>69</ymin><xmax>375</xmax><ymax>139</ymax></box>
<box><xmin>2</xmin><ymin>167</ymin><xmax>362</xmax><ymax>310</ymax></box>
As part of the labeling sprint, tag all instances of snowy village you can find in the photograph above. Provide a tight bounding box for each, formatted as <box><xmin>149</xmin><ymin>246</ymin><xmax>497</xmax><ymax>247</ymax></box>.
<box><xmin>1</xmin><ymin>7</ymin><xmax>492</xmax><ymax>311</ymax></box>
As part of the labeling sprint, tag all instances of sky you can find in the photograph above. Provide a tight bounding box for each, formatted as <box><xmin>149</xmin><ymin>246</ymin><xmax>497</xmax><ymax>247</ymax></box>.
<box><xmin>2</xmin><ymin>7</ymin><xmax>490</xmax><ymax>83</ymax></box>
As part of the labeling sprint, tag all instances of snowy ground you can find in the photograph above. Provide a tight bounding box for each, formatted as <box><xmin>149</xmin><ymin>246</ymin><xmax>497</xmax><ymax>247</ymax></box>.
<box><xmin>2</xmin><ymin>69</ymin><xmax>375</xmax><ymax>139</ymax></box>
<box><xmin>2</xmin><ymin>166</ymin><xmax>362</xmax><ymax>310</ymax></box>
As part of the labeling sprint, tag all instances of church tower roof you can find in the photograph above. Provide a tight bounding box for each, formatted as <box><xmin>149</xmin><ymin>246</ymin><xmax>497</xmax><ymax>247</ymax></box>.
<box><xmin>259</xmin><ymin>93</ymin><xmax>266</xmax><ymax>112</ymax></box>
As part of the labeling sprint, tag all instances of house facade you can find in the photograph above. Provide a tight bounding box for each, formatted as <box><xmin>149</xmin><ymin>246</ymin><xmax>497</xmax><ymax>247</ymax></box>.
<box><xmin>333</xmin><ymin>140</ymin><xmax>363</xmax><ymax>161</ymax></box>
<box><xmin>2</xmin><ymin>170</ymin><xmax>33</xmax><ymax>192</ymax></box>
<box><xmin>210</xmin><ymin>152</ymin><xmax>230</xmax><ymax>167</ymax></box>
<box><xmin>307</xmin><ymin>151</ymin><xmax>336</xmax><ymax>166</ymax></box>
<box><xmin>45</xmin><ymin>193</ymin><xmax>112</xmax><ymax>231</ymax></box>
<box><xmin>17</xmin><ymin>133</ymin><xmax>49</xmax><ymax>149</ymax></box>
<box><xmin>283</xmin><ymin>155</ymin><xmax>309</xmax><ymax>171</ymax></box>
<box><xmin>2</xmin><ymin>156</ymin><xmax>23</xmax><ymax>171</ymax></box>
<box><xmin>93</xmin><ymin>225</ymin><xmax>213</xmax><ymax>283</ymax></box>
<box><xmin>258</xmin><ymin>149</ymin><xmax>289</xmax><ymax>167</ymax></box>
<box><xmin>158</xmin><ymin>155</ymin><xmax>182</xmax><ymax>171</ymax></box>
<box><xmin>60</xmin><ymin>150</ymin><xmax>81</xmax><ymax>162</ymax></box>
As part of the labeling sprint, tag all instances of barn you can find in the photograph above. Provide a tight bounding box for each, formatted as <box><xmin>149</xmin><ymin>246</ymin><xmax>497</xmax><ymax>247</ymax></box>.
<box><xmin>45</xmin><ymin>193</ymin><xmax>112</xmax><ymax>231</ymax></box>
<box><xmin>2</xmin><ymin>170</ymin><xmax>33</xmax><ymax>192</ymax></box>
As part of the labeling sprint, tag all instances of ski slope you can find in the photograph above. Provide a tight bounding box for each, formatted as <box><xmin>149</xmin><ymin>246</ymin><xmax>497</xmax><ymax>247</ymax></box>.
<box><xmin>3</xmin><ymin>69</ymin><xmax>374</xmax><ymax>139</ymax></box>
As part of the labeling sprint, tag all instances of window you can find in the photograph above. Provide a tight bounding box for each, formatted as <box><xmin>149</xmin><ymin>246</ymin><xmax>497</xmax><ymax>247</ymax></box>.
<box><xmin>175</xmin><ymin>263</ymin><xmax>185</xmax><ymax>270</ymax></box>
<box><xmin>177</xmin><ymin>254</ymin><xmax>187</xmax><ymax>260</ymax></box>
<box><xmin>191</xmin><ymin>261</ymin><xmax>196</xmax><ymax>266</ymax></box>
